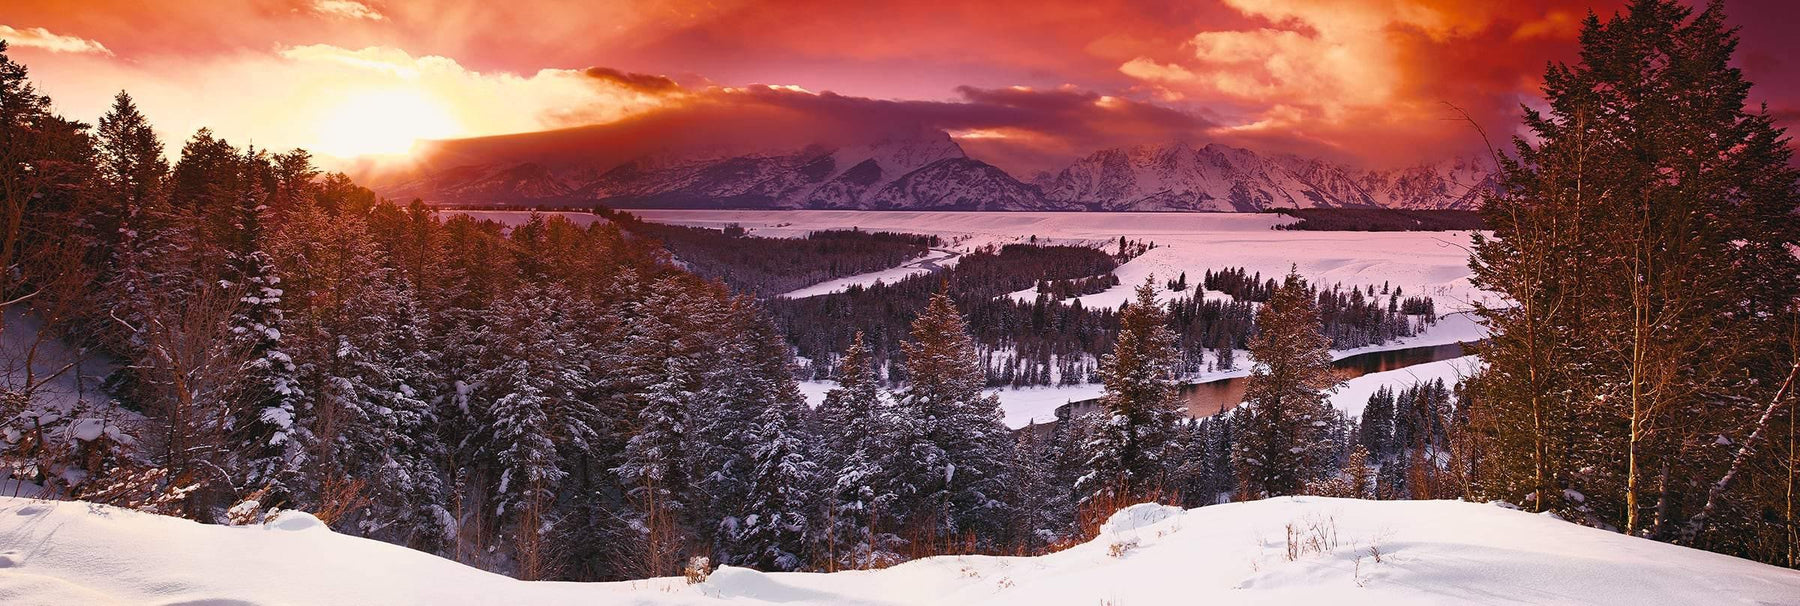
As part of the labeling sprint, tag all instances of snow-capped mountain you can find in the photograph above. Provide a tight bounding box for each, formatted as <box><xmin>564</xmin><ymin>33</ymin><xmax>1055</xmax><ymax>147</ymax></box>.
<box><xmin>1039</xmin><ymin>142</ymin><xmax>1493</xmax><ymax>211</ymax></box>
<box><xmin>381</xmin><ymin>133</ymin><xmax>1491</xmax><ymax>211</ymax></box>
<box><xmin>388</xmin><ymin>131</ymin><xmax>1039</xmax><ymax>210</ymax></box>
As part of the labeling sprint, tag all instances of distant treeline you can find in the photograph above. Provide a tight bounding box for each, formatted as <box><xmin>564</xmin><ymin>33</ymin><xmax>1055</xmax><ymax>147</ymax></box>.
<box><xmin>770</xmin><ymin>243</ymin><xmax>1125</xmax><ymax>386</ymax></box>
<box><xmin>600</xmin><ymin>208</ymin><xmax>937</xmax><ymax>296</ymax></box>
<box><xmin>1272</xmin><ymin>208</ymin><xmax>1487</xmax><ymax>231</ymax></box>
<box><xmin>772</xmin><ymin>251</ymin><xmax>1436</xmax><ymax>388</ymax></box>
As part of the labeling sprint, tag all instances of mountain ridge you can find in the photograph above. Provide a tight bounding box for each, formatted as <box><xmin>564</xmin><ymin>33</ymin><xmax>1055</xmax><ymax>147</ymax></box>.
<box><xmin>379</xmin><ymin>132</ymin><xmax>1494</xmax><ymax>212</ymax></box>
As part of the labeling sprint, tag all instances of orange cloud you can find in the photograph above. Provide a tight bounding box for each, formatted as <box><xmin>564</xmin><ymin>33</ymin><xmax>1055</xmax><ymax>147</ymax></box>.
<box><xmin>12</xmin><ymin>40</ymin><xmax>681</xmax><ymax>166</ymax></box>
<box><xmin>1117</xmin><ymin>0</ymin><xmax>1637</xmax><ymax>164</ymax></box>
<box><xmin>0</xmin><ymin>24</ymin><xmax>110</xmax><ymax>55</ymax></box>
<box><xmin>4</xmin><ymin>0</ymin><xmax>1794</xmax><ymax>172</ymax></box>
<box><xmin>311</xmin><ymin>0</ymin><xmax>386</xmax><ymax>22</ymax></box>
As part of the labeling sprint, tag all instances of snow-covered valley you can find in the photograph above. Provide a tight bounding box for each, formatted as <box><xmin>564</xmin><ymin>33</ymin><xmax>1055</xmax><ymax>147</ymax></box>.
<box><xmin>630</xmin><ymin>210</ymin><xmax>1491</xmax><ymax>312</ymax></box>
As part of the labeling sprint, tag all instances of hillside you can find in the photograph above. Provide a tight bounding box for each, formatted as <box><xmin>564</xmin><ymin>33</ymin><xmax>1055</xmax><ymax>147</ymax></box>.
<box><xmin>2</xmin><ymin>496</ymin><xmax>1794</xmax><ymax>605</ymax></box>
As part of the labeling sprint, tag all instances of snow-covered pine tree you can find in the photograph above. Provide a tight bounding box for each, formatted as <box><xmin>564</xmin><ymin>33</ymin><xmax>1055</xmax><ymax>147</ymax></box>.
<box><xmin>378</xmin><ymin>281</ymin><xmax>452</xmax><ymax>553</ymax></box>
<box><xmin>691</xmin><ymin>298</ymin><xmax>768</xmax><ymax>560</ymax></box>
<box><xmin>1234</xmin><ymin>267</ymin><xmax>1342</xmax><ymax>498</ymax></box>
<box><xmin>615</xmin><ymin>355</ymin><xmax>698</xmax><ymax>577</ymax></box>
<box><xmin>1343</xmin><ymin>445</ymin><xmax>1375</xmax><ymax>499</ymax></box>
<box><xmin>90</xmin><ymin>91</ymin><xmax>167</xmax><ymax>299</ymax></box>
<box><xmin>1468</xmin><ymin>2</ymin><xmax>1800</xmax><ymax>559</ymax></box>
<box><xmin>1078</xmin><ymin>277</ymin><xmax>1183</xmax><ymax>506</ymax></box>
<box><xmin>221</xmin><ymin>172</ymin><xmax>308</xmax><ymax>508</ymax></box>
<box><xmin>1213</xmin><ymin>336</ymin><xmax>1236</xmax><ymax>372</ymax></box>
<box><xmin>1008</xmin><ymin>423</ymin><xmax>1062</xmax><ymax>553</ymax></box>
<box><xmin>1197</xmin><ymin>415</ymin><xmax>1237</xmax><ymax>504</ymax></box>
<box><xmin>91</xmin><ymin>91</ymin><xmax>179</xmax><ymax>410</ymax></box>
<box><xmin>892</xmin><ymin>288</ymin><xmax>1013</xmax><ymax>553</ymax></box>
<box><xmin>479</xmin><ymin>285</ymin><xmax>595</xmax><ymax>579</ymax></box>
<box><xmin>1167</xmin><ymin>419</ymin><xmax>1212</xmax><ymax>508</ymax></box>
<box><xmin>817</xmin><ymin>332</ymin><xmax>898</xmax><ymax>567</ymax></box>
<box><xmin>818</xmin><ymin>332</ymin><xmax>878</xmax><ymax>473</ymax></box>
<box><xmin>265</xmin><ymin>199</ymin><xmax>432</xmax><ymax>528</ymax></box>
<box><xmin>727</xmin><ymin>318</ymin><xmax>821</xmax><ymax>571</ymax></box>
<box><xmin>1359</xmin><ymin>386</ymin><xmax>1395</xmax><ymax>462</ymax></box>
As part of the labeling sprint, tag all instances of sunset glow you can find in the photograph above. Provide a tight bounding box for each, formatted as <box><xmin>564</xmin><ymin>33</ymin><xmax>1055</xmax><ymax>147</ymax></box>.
<box><xmin>1</xmin><ymin>0</ymin><xmax>1796</xmax><ymax>172</ymax></box>
<box><xmin>309</xmin><ymin>88</ymin><xmax>460</xmax><ymax>157</ymax></box>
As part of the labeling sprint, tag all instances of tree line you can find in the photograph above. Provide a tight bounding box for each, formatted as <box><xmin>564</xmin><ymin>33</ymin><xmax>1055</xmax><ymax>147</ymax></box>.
<box><xmin>782</xmin><ymin>258</ymin><xmax>1437</xmax><ymax>389</ymax></box>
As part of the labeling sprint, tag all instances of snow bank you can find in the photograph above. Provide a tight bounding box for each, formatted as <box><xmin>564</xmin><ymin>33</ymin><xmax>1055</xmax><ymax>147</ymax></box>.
<box><xmin>4</xmin><ymin>495</ymin><xmax>1797</xmax><ymax>605</ymax></box>
<box><xmin>1098</xmin><ymin>502</ymin><xmax>1185</xmax><ymax>535</ymax></box>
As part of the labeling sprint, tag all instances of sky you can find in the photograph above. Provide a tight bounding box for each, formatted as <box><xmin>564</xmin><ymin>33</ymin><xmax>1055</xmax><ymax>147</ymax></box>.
<box><xmin>1</xmin><ymin>0</ymin><xmax>1796</xmax><ymax>176</ymax></box>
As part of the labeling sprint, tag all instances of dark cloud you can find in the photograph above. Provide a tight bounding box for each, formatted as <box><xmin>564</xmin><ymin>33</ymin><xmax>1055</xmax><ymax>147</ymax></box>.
<box><xmin>511</xmin><ymin>82</ymin><xmax>1218</xmax><ymax>175</ymax></box>
<box><xmin>582</xmin><ymin>67</ymin><xmax>681</xmax><ymax>93</ymax></box>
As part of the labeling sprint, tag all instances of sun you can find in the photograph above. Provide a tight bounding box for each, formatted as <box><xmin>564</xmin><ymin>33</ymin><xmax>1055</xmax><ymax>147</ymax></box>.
<box><xmin>311</xmin><ymin>88</ymin><xmax>461</xmax><ymax>158</ymax></box>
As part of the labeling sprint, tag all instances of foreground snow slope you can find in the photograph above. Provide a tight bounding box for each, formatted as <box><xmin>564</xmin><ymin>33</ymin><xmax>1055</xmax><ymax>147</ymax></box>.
<box><xmin>3</xmin><ymin>496</ymin><xmax>1796</xmax><ymax>605</ymax></box>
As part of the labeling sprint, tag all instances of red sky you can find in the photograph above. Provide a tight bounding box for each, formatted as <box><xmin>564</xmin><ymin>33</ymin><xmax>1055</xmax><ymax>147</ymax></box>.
<box><xmin>2</xmin><ymin>0</ymin><xmax>1796</xmax><ymax>174</ymax></box>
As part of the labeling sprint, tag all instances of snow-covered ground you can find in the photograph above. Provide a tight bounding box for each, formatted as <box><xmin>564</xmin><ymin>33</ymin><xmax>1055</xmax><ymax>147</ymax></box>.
<box><xmin>4</xmin><ymin>495</ymin><xmax>1795</xmax><ymax>605</ymax></box>
<box><xmin>1</xmin><ymin>309</ymin><xmax>112</xmax><ymax>411</ymax></box>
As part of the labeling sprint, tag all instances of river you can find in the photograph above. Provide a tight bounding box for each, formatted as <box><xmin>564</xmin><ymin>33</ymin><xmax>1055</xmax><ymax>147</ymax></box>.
<box><xmin>1062</xmin><ymin>341</ymin><xmax>1471</xmax><ymax>420</ymax></box>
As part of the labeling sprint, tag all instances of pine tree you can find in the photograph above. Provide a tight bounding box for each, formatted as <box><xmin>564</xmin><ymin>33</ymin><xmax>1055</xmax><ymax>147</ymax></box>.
<box><xmin>1078</xmin><ymin>277</ymin><xmax>1183</xmax><ymax>505</ymax></box>
<box><xmin>892</xmin><ymin>289</ymin><xmax>1012</xmax><ymax>552</ymax></box>
<box><xmin>1007</xmin><ymin>423</ymin><xmax>1061</xmax><ymax>553</ymax></box>
<box><xmin>1468</xmin><ymin>1</ymin><xmax>1800</xmax><ymax>558</ymax></box>
<box><xmin>225</xmin><ymin>174</ymin><xmax>307</xmax><ymax>507</ymax></box>
<box><xmin>90</xmin><ymin>91</ymin><xmax>178</xmax><ymax>409</ymax></box>
<box><xmin>615</xmin><ymin>356</ymin><xmax>696</xmax><ymax>574</ymax></box>
<box><xmin>818</xmin><ymin>332</ymin><xmax>897</xmax><ymax>567</ymax></box>
<box><xmin>380</xmin><ymin>282</ymin><xmax>451</xmax><ymax>553</ymax></box>
<box><xmin>478</xmin><ymin>285</ymin><xmax>597</xmax><ymax>577</ymax></box>
<box><xmin>1359</xmin><ymin>386</ymin><xmax>1395</xmax><ymax>462</ymax></box>
<box><xmin>91</xmin><ymin>91</ymin><xmax>167</xmax><ymax>284</ymax></box>
<box><xmin>729</xmin><ymin>335</ymin><xmax>820</xmax><ymax>570</ymax></box>
<box><xmin>1213</xmin><ymin>335</ymin><xmax>1236</xmax><ymax>372</ymax></box>
<box><xmin>1234</xmin><ymin>268</ymin><xmax>1342</xmax><ymax>498</ymax></box>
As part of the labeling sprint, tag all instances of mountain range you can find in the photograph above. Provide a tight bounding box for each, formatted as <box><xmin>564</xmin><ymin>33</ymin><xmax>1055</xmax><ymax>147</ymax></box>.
<box><xmin>378</xmin><ymin>130</ymin><xmax>1493</xmax><ymax>212</ymax></box>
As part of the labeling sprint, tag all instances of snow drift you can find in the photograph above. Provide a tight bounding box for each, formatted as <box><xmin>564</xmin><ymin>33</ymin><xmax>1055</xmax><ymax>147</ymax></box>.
<box><xmin>2</xmin><ymin>495</ymin><xmax>1796</xmax><ymax>605</ymax></box>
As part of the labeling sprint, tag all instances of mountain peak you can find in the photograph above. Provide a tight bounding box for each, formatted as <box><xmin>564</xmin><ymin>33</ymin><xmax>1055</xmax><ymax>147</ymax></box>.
<box><xmin>382</xmin><ymin>132</ymin><xmax>1489</xmax><ymax>212</ymax></box>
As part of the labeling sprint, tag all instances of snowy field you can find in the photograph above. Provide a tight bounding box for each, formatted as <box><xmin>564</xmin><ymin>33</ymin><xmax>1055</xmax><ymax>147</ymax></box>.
<box><xmin>629</xmin><ymin>210</ymin><xmax>1494</xmax><ymax>312</ymax></box>
<box><xmin>3</xmin><ymin>495</ymin><xmax>1795</xmax><ymax>605</ymax></box>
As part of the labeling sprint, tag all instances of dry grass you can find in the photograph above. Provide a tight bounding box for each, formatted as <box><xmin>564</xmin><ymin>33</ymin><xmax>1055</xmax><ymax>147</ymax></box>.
<box><xmin>1283</xmin><ymin>514</ymin><xmax>1340</xmax><ymax>561</ymax></box>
